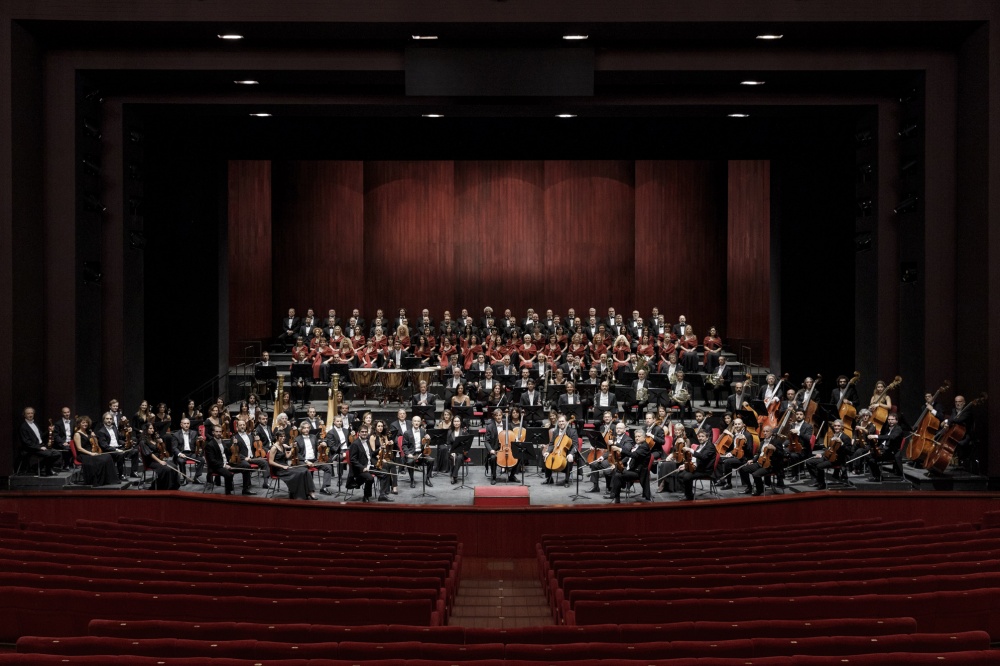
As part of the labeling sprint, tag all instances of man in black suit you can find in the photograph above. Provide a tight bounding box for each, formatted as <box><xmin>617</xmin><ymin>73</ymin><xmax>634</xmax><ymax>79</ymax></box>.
<box><xmin>96</xmin><ymin>411</ymin><xmax>139</xmax><ymax>479</ymax></box>
<box><xmin>806</xmin><ymin>420</ymin><xmax>850</xmax><ymax>489</ymax></box>
<box><xmin>867</xmin><ymin>412</ymin><xmax>904</xmax><ymax>480</ymax></box>
<box><xmin>830</xmin><ymin>375</ymin><xmax>860</xmax><ymax>408</ymax></box>
<box><xmin>738</xmin><ymin>425</ymin><xmax>783</xmax><ymax>496</ymax></box>
<box><xmin>672</xmin><ymin>315</ymin><xmax>688</xmax><ymax>337</ymax></box>
<box><xmin>278</xmin><ymin>307</ymin><xmax>300</xmax><ymax>351</ymax></box>
<box><xmin>50</xmin><ymin>406</ymin><xmax>76</xmax><ymax>468</ymax></box>
<box><xmin>627</xmin><ymin>368</ymin><xmax>652</xmax><ymax>422</ymax></box>
<box><xmin>479</xmin><ymin>306</ymin><xmax>495</xmax><ymax>333</ymax></box>
<box><xmin>171</xmin><ymin>416</ymin><xmax>205</xmax><ymax>484</ymax></box>
<box><xmin>232</xmin><ymin>418</ymin><xmax>267</xmax><ymax>491</ymax></box>
<box><xmin>401</xmin><ymin>415</ymin><xmax>433</xmax><ymax>488</ymax></box>
<box><xmin>19</xmin><ymin>407</ymin><xmax>62</xmax><ymax>475</ymax></box>
<box><xmin>543</xmin><ymin>414</ymin><xmax>579</xmax><ymax>487</ymax></box>
<box><xmin>703</xmin><ymin>356</ymin><xmax>733</xmax><ymax>407</ymax></box>
<box><xmin>667</xmin><ymin>370</ymin><xmax>694</xmax><ymax>422</ymax></box>
<box><xmin>292</xmin><ymin>420</ymin><xmax>333</xmax><ymax>494</ymax></box>
<box><xmin>557</xmin><ymin>381</ymin><xmax>583</xmax><ymax>419</ymax></box>
<box><xmin>785</xmin><ymin>409</ymin><xmax>813</xmax><ymax>480</ymax></box>
<box><xmin>204</xmin><ymin>424</ymin><xmax>239</xmax><ymax>495</ymax></box>
<box><xmin>562</xmin><ymin>308</ymin><xmax>577</xmax><ymax>330</ymax></box>
<box><xmin>385</xmin><ymin>339</ymin><xmax>408</xmax><ymax>369</ymax></box>
<box><xmin>323</xmin><ymin>414</ymin><xmax>352</xmax><ymax>484</ymax></box>
<box><xmin>443</xmin><ymin>366</ymin><xmax>465</xmax><ymax>403</ymax></box>
<box><xmin>726</xmin><ymin>381</ymin><xmax>749</xmax><ymax>415</ymax></box>
<box><xmin>679</xmin><ymin>429</ymin><xmax>718</xmax><ymax>501</ymax></box>
<box><xmin>348</xmin><ymin>426</ymin><xmax>390</xmax><ymax>502</ymax></box>
<box><xmin>643</xmin><ymin>411</ymin><xmax>666</xmax><ymax>473</ymax></box>
<box><xmin>482</xmin><ymin>408</ymin><xmax>504</xmax><ymax>484</ymax></box>
<box><xmin>610</xmin><ymin>423</ymin><xmax>649</xmax><ymax>503</ymax></box>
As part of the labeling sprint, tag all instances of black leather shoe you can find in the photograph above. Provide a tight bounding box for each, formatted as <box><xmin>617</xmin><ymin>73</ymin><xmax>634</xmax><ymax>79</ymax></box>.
<box><xmin>491</xmin><ymin>478</ymin><xmax>497</xmax><ymax>485</ymax></box>
<box><xmin>242</xmin><ymin>489</ymin><xmax>256</xmax><ymax>495</ymax></box>
<box><xmin>509</xmin><ymin>476</ymin><xmax>519</xmax><ymax>483</ymax></box>
<box><xmin>451</xmin><ymin>478</ymin><xmax>457</xmax><ymax>485</ymax></box>
<box><xmin>586</xmin><ymin>486</ymin><xmax>601</xmax><ymax>493</ymax></box>
<box><xmin>613</xmin><ymin>498</ymin><xmax>621</xmax><ymax>504</ymax></box>
<box><xmin>752</xmin><ymin>490</ymin><xmax>763</xmax><ymax>497</ymax></box>
<box><xmin>425</xmin><ymin>479</ymin><xmax>433</xmax><ymax>487</ymax></box>
<box><xmin>410</xmin><ymin>481</ymin><xmax>416</xmax><ymax>488</ymax></box>
<box><xmin>192</xmin><ymin>478</ymin><xmax>203</xmax><ymax>485</ymax></box>
<box><xmin>741</xmin><ymin>487</ymin><xmax>753</xmax><ymax>495</ymax></box>
<box><xmin>320</xmin><ymin>488</ymin><xmax>333</xmax><ymax>495</ymax></box>
<box><xmin>378</xmin><ymin>495</ymin><xmax>393</xmax><ymax>502</ymax></box>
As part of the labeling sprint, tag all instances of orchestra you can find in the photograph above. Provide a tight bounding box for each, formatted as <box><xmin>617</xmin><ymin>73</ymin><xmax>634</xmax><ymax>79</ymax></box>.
<box><xmin>18</xmin><ymin>305</ymin><xmax>985</xmax><ymax>504</ymax></box>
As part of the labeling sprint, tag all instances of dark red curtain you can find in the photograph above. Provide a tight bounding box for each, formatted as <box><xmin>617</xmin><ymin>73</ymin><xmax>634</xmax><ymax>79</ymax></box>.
<box><xmin>726</xmin><ymin>160</ymin><xmax>771</xmax><ymax>364</ymax></box>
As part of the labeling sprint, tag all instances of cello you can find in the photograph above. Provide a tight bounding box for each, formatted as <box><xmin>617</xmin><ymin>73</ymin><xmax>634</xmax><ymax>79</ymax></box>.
<box><xmin>714</xmin><ymin>430</ymin><xmax>735</xmax><ymax>456</ymax></box>
<box><xmin>905</xmin><ymin>380</ymin><xmax>950</xmax><ymax>461</ymax></box>
<box><xmin>923</xmin><ymin>393</ymin><xmax>987</xmax><ymax>473</ymax></box>
<box><xmin>496</xmin><ymin>411</ymin><xmax>521</xmax><ymax>470</ymax></box>
<box><xmin>870</xmin><ymin>375</ymin><xmax>902</xmax><ymax>433</ymax></box>
<box><xmin>545</xmin><ymin>429</ymin><xmax>574</xmax><ymax>473</ymax></box>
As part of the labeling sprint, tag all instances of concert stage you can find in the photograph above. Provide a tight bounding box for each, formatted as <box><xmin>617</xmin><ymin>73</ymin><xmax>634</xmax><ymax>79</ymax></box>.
<box><xmin>2</xmin><ymin>491</ymin><xmax>998</xmax><ymax>559</ymax></box>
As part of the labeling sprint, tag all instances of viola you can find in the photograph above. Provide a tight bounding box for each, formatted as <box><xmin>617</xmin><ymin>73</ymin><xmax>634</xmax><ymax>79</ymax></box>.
<box><xmin>317</xmin><ymin>442</ymin><xmax>330</xmax><ymax>464</ymax></box>
<box><xmin>757</xmin><ymin>441</ymin><xmax>776</xmax><ymax>469</ymax></box>
<box><xmin>252</xmin><ymin>435</ymin><xmax>266</xmax><ymax>459</ymax></box>
<box><xmin>731</xmin><ymin>432</ymin><xmax>747</xmax><ymax>459</ymax></box>
<box><xmin>823</xmin><ymin>435</ymin><xmax>842</xmax><ymax>462</ymax></box>
<box><xmin>229</xmin><ymin>440</ymin><xmax>240</xmax><ymax>465</ymax></box>
<box><xmin>194</xmin><ymin>436</ymin><xmax>206</xmax><ymax>456</ymax></box>
<box><xmin>89</xmin><ymin>431</ymin><xmax>101</xmax><ymax>454</ymax></box>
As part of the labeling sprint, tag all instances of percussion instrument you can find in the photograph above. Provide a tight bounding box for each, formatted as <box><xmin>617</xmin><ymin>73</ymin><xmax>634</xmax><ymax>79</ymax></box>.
<box><xmin>411</xmin><ymin>366</ymin><xmax>440</xmax><ymax>388</ymax></box>
<box><xmin>377</xmin><ymin>369</ymin><xmax>407</xmax><ymax>404</ymax></box>
<box><xmin>350</xmin><ymin>368</ymin><xmax>378</xmax><ymax>404</ymax></box>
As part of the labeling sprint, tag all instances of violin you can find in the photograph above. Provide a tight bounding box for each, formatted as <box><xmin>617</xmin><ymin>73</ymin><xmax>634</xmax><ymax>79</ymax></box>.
<box><xmin>252</xmin><ymin>435</ymin><xmax>266</xmax><ymax>459</ymax></box>
<box><xmin>422</xmin><ymin>432</ymin><xmax>432</xmax><ymax>457</ymax></box>
<box><xmin>155</xmin><ymin>436</ymin><xmax>169</xmax><ymax>459</ymax></box>
<box><xmin>757</xmin><ymin>440</ymin><xmax>776</xmax><ymax>469</ymax></box>
<box><xmin>194</xmin><ymin>436</ymin><xmax>206</xmax><ymax>456</ymax></box>
<box><xmin>229</xmin><ymin>440</ymin><xmax>240</xmax><ymax>465</ymax></box>
<box><xmin>607</xmin><ymin>443</ymin><xmax>624</xmax><ymax>472</ymax></box>
<box><xmin>47</xmin><ymin>419</ymin><xmax>55</xmax><ymax>446</ymax></box>
<box><xmin>317</xmin><ymin>442</ymin><xmax>330</xmax><ymax>464</ymax></box>
<box><xmin>90</xmin><ymin>431</ymin><xmax>101</xmax><ymax>454</ymax></box>
<box><xmin>672</xmin><ymin>439</ymin><xmax>695</xmax><ymax>472</ymax></box>
<box><xmin>289</xmin><ymin>441</ymin><xmax>300</xmax><ymax>466</ymax></box>
<box><xmin>714</xmin><ymin>430</ymin><xmax>735</xmax><ymax>456</ymax></box>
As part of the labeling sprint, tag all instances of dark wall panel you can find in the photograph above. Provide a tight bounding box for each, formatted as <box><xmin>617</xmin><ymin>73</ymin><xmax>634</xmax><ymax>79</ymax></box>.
<box><xmin>363</xmin><ymin>161</ymin><xmax>455</xmax><ymax>319</ymax></box>
<box><xmin>635</xmin><ymin>160</ymin><xmax>727</xmax><ymax>336</ymax></box>
<box><xmin>227</xmin><ymin>160</ymin><xmax>272</xmax><ymax>362</ymax></box>
<box><xmin>543</xmin><ymin>160</ymin><xmax>635</xmax><ymax>315</ymax></box>
<box><xmin>271</xmin><ymin>160</ymin><xmax>363</xmax><ymax>326</ymax></box>
<box><xmin>453</xmin><ymin>160</ymin><xmax>546</xmax><ymax>318</ymax></box>
<box><xmin>727</xmin><ymin>160</ymin><xmax>771</xmax><ymax>365</ymax></box>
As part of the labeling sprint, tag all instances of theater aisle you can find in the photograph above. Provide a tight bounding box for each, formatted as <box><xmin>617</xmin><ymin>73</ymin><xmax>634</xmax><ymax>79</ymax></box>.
<box><xmin>448</xmin><ymin>558</ymin><xmax>554</xmax><ymax>629</ymax></box>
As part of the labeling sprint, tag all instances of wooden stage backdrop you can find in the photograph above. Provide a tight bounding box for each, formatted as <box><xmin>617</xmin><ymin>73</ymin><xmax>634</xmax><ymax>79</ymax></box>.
<box><xmin>228</xmin><ymin>159</ymin><xmax>770</xmax><ymax>363</ymax></box>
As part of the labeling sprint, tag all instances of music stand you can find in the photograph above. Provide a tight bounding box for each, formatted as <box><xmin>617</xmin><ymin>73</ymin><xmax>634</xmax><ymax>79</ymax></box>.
<box><xmin>648</xmin><ymin>372</ymin><xmax>669</xmax><ymax>389</ymax></box>
<box><xmin>575</xmin><ymin>383</ymin><xmax>597</xmax><ymax>416</ymax></box>
<box><xmin>619</xmin><ymin>370</ymin><xmax>639</xmax><ymax>387</ymax></box>
<box><xmin>413</xmin><ymin>405</ymin><xmax>436</xmax><ymax>425</ymax></box>
<box><xmin>521</xmin><ymin>404</ymin><xmax>544</xmax><ymax>427</ymax></box>
<box><xmin>545</xmin><ymin>384</ymin><xmax>567</xmax><ymax>408</ymax></box>
<box><xmin>327</xmin><ymin>363</ymin><xmax>351</xmax><ymax>382</ymax></box>
<box><xmin>290</xmin><ymin>364</ymin><xmax>312</xmax><ymax>406</ymax></box>
<box><xmin>402</xmin><ymin>356</ymin><xmax>424</xmax><ymax>370</ymax></box>
<box><xmin>255</xmin><ymin>365</ymin><xmax>278</xmax><ymax>408</ymax></box>
<box><xmin>524</xmin><ymin>426</ymin><xmax>549</xmax><ymax>478</ymax></box>
<box><xmin>559</xmin><ymin>402</ymin><xmax>585</xmax><ymax>422</ymax></box>
<box><xmin>450</xmin><ymin>434</ymin><xmax>476</xmax><ymax>490</ymax></box>
<box><xmin>646</xmin><ymin>387</ymin><xmax>669</xmax><ymax>408</ymax></box>
<box><xmin>452</xmin><ymin>405</ymin><xmax>474</xmax><ymax>427</ymax></box>
<box><xmin>687</xmin><ymin>373</ymin><xmax>706</xmax><ymax>404</ymax></box>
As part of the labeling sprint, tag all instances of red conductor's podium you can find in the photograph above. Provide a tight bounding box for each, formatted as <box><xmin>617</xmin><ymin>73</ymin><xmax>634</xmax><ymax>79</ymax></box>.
<box><xmin>474</xmin><ymin>485</ymin><xmax>530</xmax><ymax>507</ymax></box>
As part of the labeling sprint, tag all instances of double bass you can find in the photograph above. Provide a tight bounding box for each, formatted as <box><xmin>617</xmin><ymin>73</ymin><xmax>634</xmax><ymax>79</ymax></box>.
<box><xmin>923</xmin><ymin>393</ymin><xmax>987</xmax><ymax>473</ymax></box>
<box><xmin>803</xmin><ymin>374</ymin><xmax>823</xmax><ymax>428</ymax></box>
<box><xmin>905</xmin><ymin>381</ymin><xmax>950</xmax><ymax>461</ymax></box>
<box><xmin>764</xmin><ymin>373</ymin><xmax>789</xmax><ymax>429</ymax></box>
<box><xmin>870</xmin><ymin>375</ymin><xmax>903</xmax><ymax>433</ymax></box>
<box><xmin>824</xmin><ymin>371</ymin><xmax>860</xmax><ymax>449</ymax></box>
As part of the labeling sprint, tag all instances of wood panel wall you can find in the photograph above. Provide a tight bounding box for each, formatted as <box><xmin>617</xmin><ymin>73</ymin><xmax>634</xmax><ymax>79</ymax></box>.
<box><xmin>227</xmin><ymin>160</ymin><xmax>272</xmax><ymax>362</ymax></box>
<box><xmin>238</xmin><ymin>159</ymin><xmax>771</xmax><ymax>363</ymax></box>
<box><xmin>726</xmin><ymin>160</ymin><xmax>771</xmax><ymax>364</ymax></box>
<box><xmin>635</xmin><ymin>160</ymin><xmax>728</xmax><ymax>338</ymax></box>
<box><xmin>271</xmin><ymin>161</ymin><xmax>364</xmax><ymax>321</ymax></box>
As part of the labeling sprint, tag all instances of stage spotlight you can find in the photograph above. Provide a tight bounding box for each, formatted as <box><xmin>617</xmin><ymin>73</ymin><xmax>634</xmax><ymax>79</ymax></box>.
<box><xmin>82</xmin><ymin>261</ymin><xmax>103</xmax><ymax>285</ymax></box>
<box><xmin>856</xmin><ymin>199</ymin><xmax>873</xmax><ymax>216</ymax></box>
<box><xmin>857</xmin><ymin>162</ymin><xmax>873</xmax><ymax>182</ymax></box>
<box><xmin>893</xmin><ymin>195</ymin><xmax>919</xmax><ymax>215</ymax></box>
<box><xmin>854</xmin><ymin>130</ymin><xmax>873</xmax><ymax>147</ymax></box>
<box><xmin>83</xmin><ymin>194</ymin><xmax>106</xmax><ymax>213</ymax></box>
<box><xmin>562</xmin><ymin>35</ymin><xmax>588</xmax><ymax>40</ymax></box>
<box><xmin>217</xmin><ymin>34</ymin><xmax>244</xmax><ymax>40</ymax></box>
<box><xmin>82</xmin><ymin>88</ymin><xmax>103</xmax><ymax>103</ymax></box>
<box><xmin>128</xmin><ymin>230</ymin><xmax>147</xmax><ymax>250</ymax></box>
<box><xmin>81</xmin><ymin>156</ymin><xmax>101</xmax><ymax>176</ymax></box>
<box><xmin>901</xmin><ymin>262</ymin><xmax>918</xmax><ymax>284</ymax></box>
<box><xmin>83</xmin><ymin>118</ymin><xmax>102</xmax><ymax>139</ymax></box>
<box><xmin>128</xmin><ymin>129</ymin><xmax>144</xmax><ymax>144</ymax></box>
<box><xmin>898</xmin><ymin>123</ymin><xmax>919</xmax><ymax>138</ymax></box>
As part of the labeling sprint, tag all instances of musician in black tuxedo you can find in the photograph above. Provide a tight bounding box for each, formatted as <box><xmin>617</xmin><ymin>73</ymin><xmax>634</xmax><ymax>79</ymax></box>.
<box><xmin>726</xmin><ymin>381</ymin><xmax>750</xmax><ymax>415</ymax></box>
<box><xmin>384</xmin><ymin>340</ymin><xmax>409</xmax><ymax>369</ymax></box>
<box><xmin>294</xmin><ymin>421</ymin><xmax>334</xmax><ymax>493</ymax></box>
<box><xmin>868</xmin><ymin>412</ymin><xmax>904</xmax><ymax>479</ymax></box>
<box><xmin>19</xmin><ymin>407</ymin><xmax>62</xmax><ymax>475</ymax></box>
<box><xmin>557</xmin><ymin>381</ymin><xmax>583</xmax><ymax>417</ymax></box>
<box><xmin>738</xmin><ymin>425</ymin><xmax>783</xmax><ymax>496</ymax></box>
<box><xmin>703</xmin><ymin>356</ymin><xmax>733</xmax><ymax>407</ymax></box>
<box><xmin>830</xmin><ymin>375</ymin><xmax>860</xmax><ymax>407</ymax></box>
<box><xmin>323</xmin><ymin>414</ymin><xmax>352</xmax><ymax>484</ymax></box>
<box><xmin>610</xmin><ymin>423</ymin><xmax>650</xmax><ymax>503</ymax></box>
<box><xmin>96</xmin><ymin>411</ymin><xmax>139</xmax><ymax>479</ymax></box>
<box><xmin>668</xmin><ymin>370</ymin><xmax>695</xmax><ymax>421</ymax></box>
<box><xmin>349</xmin><ymin>426</ymin><xmax>387</xmax><ymax>502</ymax></box>
<box><xmin>171</xmin><ymin>416</ymin><xmax>205</xmax><ymax>483</ymax></box>
<box><xmin>671</xmin><ymin>315</ymin><xmax>688</xmax><ymax>337</ymax></box>
<box><xmin>543</xmin><ymin>414</ymin><xmax>580</xmax><ymax>487</ymax></box>
<box><xmin>627</xmin><ymin>369</ymin><xmax>652</xmax><ymax>423</ymax></box>
<box><xmin>231</xmin><ymin>418</ymin><xmax>268</xmax><ymax>490</ymax></box>
<box><xmin>784</xmin><ymin>410</ymin><xmax>813</xmax><ymax>480</ymax></box>
<box><xmin>278</xmin><ymin>308</ymin><xmax>301</xmax><ymax>351</ymax></box>
<box><xmin>443</xmin><ymin>366</ymin><xmax>466</xmax><ymax>403</ymax></box>
<box><xmin>806</xmin><ymin>420</ymin><xmax>850</xmax><ymax>489</ymax></box>
<box><xmin>643</xmin><ymin>412</ymin><xmax>666</xmax><ymax>469</ymax></box>
<box><xmin>203</xmin><ymin>425</ymin><xmax>238</xmax><ymax>495</ymax></box>
<box><xmin>679</xmin><ymin>430</ymin><xmax>719</xmax><ymax>501</ymax></box>
<box><xmin>401</xmin><ymin>415</ymin><xmax>433</xmax><ymax>488</ymax></box>
<box><xmin>50</xmin><ymin>406</ymin><xmax>76</xmax><ymax>468</ymax></box>
<box><xmin>482</xmin><ymin>408</ymin><xmax>519</xmax><ymax>484</ymax></box>
<box><xmin>493</xmin><ymin>355</ymin><xmax>517</xmax><ymax>379</ymax></box>
<box><xmin>587</xmin><ymin>411</ymin><xmax>616</xmax><ymax>495</ymax></box>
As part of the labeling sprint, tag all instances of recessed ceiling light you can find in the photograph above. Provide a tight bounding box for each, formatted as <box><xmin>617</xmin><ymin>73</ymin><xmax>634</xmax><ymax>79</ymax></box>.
<box><xmin>234</xmin><ymin>80</ymin><xmax>259</xmax><ymax>85</ymax></box>
<box><xmin>755</xmin><ymin>34</ymin><xmax>783</xmax><ymax>40</ymax></box>
<box><xmin>217</xmin><ymin>34</ymin><xmax>244</xmax><ymax>40</ymax></box>
<box><xmin>740</xmin><ymin>80</ymin><xmax>766</xmax><ymax>86</ymax></box>
<box><xmin>556</xmin><ymin>114</ymin><xmax>577</xmax><ymax>118</ymax></box>
<box><xmin>422</xmin><ymin>114</ymin><xmax>444</xmax><ymax>118</ymax></box>
<box><xmin>562</xmin><ymin>35</ymin><xmax>589</xmax><ymax>41</ymax></box>
<box><xmin>411</xmin><ymin>35</ymin><xmax>438</xmax><ymax>40</ymax></box>
<box><xmin>249</xmin><ymin>113</ymin><xmax>272</xmax><ymax>117</ymax></box>
<box><xmin>728</xmin><ymin>113</ymin><xmax>750</xmax><ymax>118</ymax></box>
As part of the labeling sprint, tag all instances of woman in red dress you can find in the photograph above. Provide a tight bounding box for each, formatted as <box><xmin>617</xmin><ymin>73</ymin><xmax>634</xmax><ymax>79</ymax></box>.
<box><xmin>544</xmin><ymin>334</ymin><xmax>563</xmax><ymax>365</ymax></box>
<box><xmin>611</xmin><ymin>334</ymin><xmax>631</xmax><ymax>372</ymax></box>
<box><xmin>311</xmin><ymin>337</ymin><xmax>333</xmax><ymax>380</ymax></box>
<box><xmin>395</xmin><ymin>324</ymin><xmax>410</xmax><ymax>351</ymax></box>
<box><xmin>438</xmin><ymin>336</ymin><xmax>457</xmax><ymax>368</ymax></box>
<box><xmin>589</xmin><ymin>332</ymin><xmax>608</xmax><ymax>367</ymax></box>
<box><xmin>636</xmin><ymin>333</ymin><xmax>656</xmax><ymax>366</ymax></box>
<box><xmin>568</xmin><ymin>333</ymin><xmax>589</xmax><ymax>363</ymax></box>
<box><xmin>702</xmin><ymin>326</ymin><xmax>723</xmax><ymax>372</ymax></box>
<box><xmin>371</xmin><ymin>326</ymin><xmax>389</xmax><ymax>353</ymax></box>
<box><xmin>413</xmin><ymin>335</ymin><xmax>433</xmax><ymax>364</ymax></box>
<box><xmin>679</xmin><ymin>325</ymin><xmax>700</xmax><ymax>372</ymax></box>
<box><xmin>462</xmin><ymin>334</ymin><xmax>483</xmax><ymax>370</ymax></box>
<box><xmin>518</xmin><ymin>334</ymin><xmax>537</xmax><ymax>368</ymax></box>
